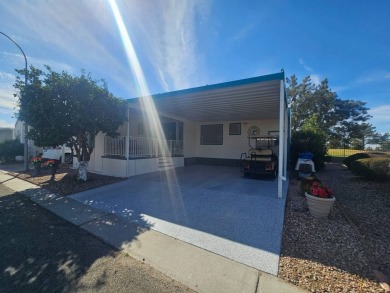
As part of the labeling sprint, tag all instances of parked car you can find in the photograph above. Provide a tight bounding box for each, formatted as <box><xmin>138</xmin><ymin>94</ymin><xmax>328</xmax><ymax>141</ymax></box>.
<box><xmin>42</xmin><ymin>145</ymin><xmax>73</xmax><ymax>163</ymax></box>
<box><xmin>240</xmin><ymin>135</ymin><xmax>278</xmax><ymax>178</ymax></box>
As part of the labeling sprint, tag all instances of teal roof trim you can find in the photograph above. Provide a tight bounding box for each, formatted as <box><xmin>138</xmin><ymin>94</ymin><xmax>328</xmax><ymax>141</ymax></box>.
<box><xmin>127</xmin><ymin>71</ymin><xmax>285</xmax><ymax>102</ymax></box>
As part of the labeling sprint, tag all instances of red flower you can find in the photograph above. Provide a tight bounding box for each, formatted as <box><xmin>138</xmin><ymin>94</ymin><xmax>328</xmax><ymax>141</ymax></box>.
<box><xmin>309</xmin><ymin>181</ymin><xmax>333</xmax><ymax>198</ymax></box>
<box><xmin>45</xmin><ymin>160</ymin><xmax>57</xmax><ymax>167</ymax></box>
<box><xmin>31</xmin><ymin>157</ymin><xmax>43</xmax><ymax>164</ymax></box>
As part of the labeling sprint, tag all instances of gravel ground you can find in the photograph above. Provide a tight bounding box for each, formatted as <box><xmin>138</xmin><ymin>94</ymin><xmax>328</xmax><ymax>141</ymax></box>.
<box><xmin>279</xmin><ymin>162</ymin><xmax>390</xmax><ymax>292</ymax></box>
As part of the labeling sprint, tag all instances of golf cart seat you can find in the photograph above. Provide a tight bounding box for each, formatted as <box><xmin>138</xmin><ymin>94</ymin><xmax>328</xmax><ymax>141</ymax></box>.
<box><xmin>244</xmin><ymin>148</ymin><xmax>273</xmax><ymax>162</ymax></box>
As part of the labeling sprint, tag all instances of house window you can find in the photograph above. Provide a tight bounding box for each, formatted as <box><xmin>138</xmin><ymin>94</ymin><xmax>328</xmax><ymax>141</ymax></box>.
<box><xmin>201</xmin><ymin>124</ymin><xmax>223</xmax><ymax>145</ymax></box>
<box><xmin>229</xmin><ymin>123</ymin><xmax>241</xmax><ymax>135</ymax></box>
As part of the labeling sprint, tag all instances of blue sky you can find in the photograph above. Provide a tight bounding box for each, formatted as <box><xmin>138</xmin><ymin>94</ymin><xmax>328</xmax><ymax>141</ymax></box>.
<box><xmin>0</xmin><ymin>0</ymin><xmax>389</xmax><ymax>133</ymax></box>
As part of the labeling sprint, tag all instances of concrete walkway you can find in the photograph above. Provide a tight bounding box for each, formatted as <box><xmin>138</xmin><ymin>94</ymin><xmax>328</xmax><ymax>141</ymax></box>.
<box><xmin>0</xmin><ymin>168</ymin><xmax>307</xmax><ymax>293</ymax></box>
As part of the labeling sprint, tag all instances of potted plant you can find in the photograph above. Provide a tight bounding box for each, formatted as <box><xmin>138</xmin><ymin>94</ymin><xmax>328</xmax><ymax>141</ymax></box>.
<box><xmin>31</xmin><ymin>156</ymin><xmax>43</xmax><ymax>176</ymax></box>
<box><xmin>304</xmin><ymin>180</ymin><xmax>335</xmax><ymax>218</ymax></box>
<box><xmin>300</xmin><ymin>176</ymin><xmax>321</xmax><ymax>196</ymax></box>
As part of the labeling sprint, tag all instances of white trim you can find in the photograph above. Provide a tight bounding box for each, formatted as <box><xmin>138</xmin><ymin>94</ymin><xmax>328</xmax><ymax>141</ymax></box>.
<box><xmin>125</xmin><ymin>107</ymin><xmax>130</xmax><ymax>177</ymax></box>
<box><xmin>278</xmin><ymin>80</ymin><xmax>286</xmax><ymax>199</ymax></box>
<box><xmin>128</xmin><ymin>103</ymin><xmax>191</xmax><ymax>123</ymax></box>
<box><xmin>283</xmin><ymin>105</ymin><xmax>288</xmax><ymax>177</ymax></box>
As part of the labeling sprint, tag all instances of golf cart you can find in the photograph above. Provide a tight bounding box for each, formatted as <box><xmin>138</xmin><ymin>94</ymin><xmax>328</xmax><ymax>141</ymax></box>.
<box><xmin>240</xmin><ymin>135</ymin><xmax>278</xmax><ymax>178</ymax></box>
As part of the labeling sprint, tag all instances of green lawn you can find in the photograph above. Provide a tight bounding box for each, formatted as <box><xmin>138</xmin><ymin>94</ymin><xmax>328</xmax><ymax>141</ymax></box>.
<box><xmin>327</xmin><ymin>149</ymin><xmax>367</xmax><ymax>157</ymax></box>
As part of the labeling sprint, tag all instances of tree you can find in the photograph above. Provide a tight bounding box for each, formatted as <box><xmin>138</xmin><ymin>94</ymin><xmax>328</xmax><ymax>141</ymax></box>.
<box><xmin>367</xmin><ymin>132</ymin><xmax>390</xmax><ymax>152</ymax></box>
<box><xmin>286</xmin><ymin>75</ymin><xmax>314</xmax><ymax>131</ymax></box>
<box><xmin>14</xmin><ymin>65</ymin><xmax>127</xmax><ymax>181</ymax></box>
<box><xmin>0</xmin><ymin>139</ymin><xmax>24</xmax><ymax>162</ymax></box>
<box><xmin>287</xmin><ymin>75</ymin><xmax>376</xmax><ymax>148</ymax></box>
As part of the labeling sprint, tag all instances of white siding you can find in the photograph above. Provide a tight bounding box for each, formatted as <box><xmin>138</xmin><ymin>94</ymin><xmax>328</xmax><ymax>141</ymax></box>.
<box><xmin>195</xmin><ymin>119</ymin><xmax>279</xmax><ymax>159</ymax></box>
<box><xmin>183</xmin><ymin>121</ymin><xmax>197</xmax><ymax>157</ymax></box>
<box><xmin>88</xmin><ymin>133</ymin><xmax>105</xmax><ymax>173</ymax></box>
<box><xmin>117</xmin><ymin>109</ymin><xmax>149</xmax><ymax>138</ymax></box>
<box><xmin>14</xmin><ymin>120</ymin><xmax>44</xmax><ymax>158</ymax></box>
<box><xmin>134</xmin><ymin>158</ymin><xmax>158</xmax><ymax>175</ymax></box>
<box><xmin>102</xmin><ymin>157</ymin><xmax>127</xmax><ymax>177</ymax></box>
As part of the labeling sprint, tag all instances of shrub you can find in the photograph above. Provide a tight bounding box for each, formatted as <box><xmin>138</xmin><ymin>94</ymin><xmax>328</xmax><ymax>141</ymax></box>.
<box><xmin>0</xmin><ymin>139</ymin><xmax>24</xmax><ymax>162</ymax></box>
<box><xmin>350</xmin><ymin>159</ymin><xmax>372</xmax><ymax>179</ymax></box>
<box><xmin>350</xmin><ymin>157</ymin><xmax>390</xmax><ymax>181</ymax></box>
<box><xmin>291</xmin><ymin>130</ymin><xmax>327</xmax><ymax>170</ymax></box>
<box><xmin>343</xmin><ymin>152</ymin><xmax>371</xmax><ymax>168</ymax></box>
<box><xmin>370</xmin><ymin>157</ymin><xmax>390</xmax><ymax>181</ymax></box>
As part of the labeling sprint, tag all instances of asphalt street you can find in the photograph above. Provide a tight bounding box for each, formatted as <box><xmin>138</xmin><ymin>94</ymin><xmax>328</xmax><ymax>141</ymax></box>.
<box><xmin>0</xmin><ymin>184</ymin><xmax>193</xmax><ymax>293</ymax></box>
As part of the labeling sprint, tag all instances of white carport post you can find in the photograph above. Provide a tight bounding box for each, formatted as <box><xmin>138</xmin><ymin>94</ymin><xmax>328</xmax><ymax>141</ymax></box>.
<box><xmin>284</xmin><ymin>103</ymin><xmax>288</xmax><ymax>176</ymax></box>
<box><xmin>278</xmin><ymin>80</ymin><xmax>286</xmax><ymax>199</ymax></box>
<box><xmin>125</xmin><ymin>106</ymin><xmax>130</xmax><ymax>177</ymax></box>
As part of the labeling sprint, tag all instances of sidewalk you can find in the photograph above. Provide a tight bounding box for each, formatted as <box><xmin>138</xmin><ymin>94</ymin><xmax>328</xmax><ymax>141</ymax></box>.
<box><xmin>0</xmin><ymin>168</ymin><xmax>307</xmax><ymax>293</ymax></box>
<box><xmin>0</xmin><ymin>184</ymin><xmax>193</xmax><ymax>293</ymax></box>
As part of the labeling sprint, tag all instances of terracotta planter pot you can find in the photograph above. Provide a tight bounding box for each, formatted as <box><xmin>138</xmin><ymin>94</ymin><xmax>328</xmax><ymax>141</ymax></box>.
<box><xmin>305</xmin><ymin>192</ymin><xmax>335</xmax><ymax>218</ymax></box>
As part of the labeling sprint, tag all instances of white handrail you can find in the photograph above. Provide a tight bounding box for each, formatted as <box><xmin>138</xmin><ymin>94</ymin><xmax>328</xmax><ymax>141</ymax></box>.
<box><xmin>105</xmin><ymin>136</ymin><xmax>183</xmax><ymax>158</ymax></box>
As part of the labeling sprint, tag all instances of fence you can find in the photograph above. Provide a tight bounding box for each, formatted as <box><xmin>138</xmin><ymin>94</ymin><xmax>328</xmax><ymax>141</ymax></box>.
<box><xmin>105</xmin><ymin>136</ymin><xmax>183</xmax><ymax>158</ymax></box>
<box><xmin>327</xmin><ymin>142</ymin><xmax>390</xmax><ymax>158</ymax></box>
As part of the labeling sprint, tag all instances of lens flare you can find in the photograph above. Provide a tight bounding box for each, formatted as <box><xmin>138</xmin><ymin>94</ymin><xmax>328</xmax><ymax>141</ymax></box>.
<box><xmin>108</xmin><ymin>0</ymin><xmax>187</xmax><ymax>223</ymax></box>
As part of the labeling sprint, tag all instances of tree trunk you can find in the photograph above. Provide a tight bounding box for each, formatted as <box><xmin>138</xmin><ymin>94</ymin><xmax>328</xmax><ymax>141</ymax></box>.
<box><xmin>34</xmin><ymin>164</ymin><xmax>42</xmax><ymax>176</ymax></box>
<box><xmin>49</xmin><ymin>160</ymin><xmax>60</xmax><ymax>181</ymax></box>
<box><xmin>78</xmin><ymin>161</ymin><xmax>88</xmax><ymax>182</ymax></box>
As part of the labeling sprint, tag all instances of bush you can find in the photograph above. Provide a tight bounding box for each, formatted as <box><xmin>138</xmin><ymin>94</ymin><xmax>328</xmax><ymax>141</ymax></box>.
<box><xmin>350</xmin><ymin>157</ymin><xmax>390</xmax><ymax>181</ymax></box>
<box><xmin>350</xmin><ymin>159</ymin><xmax>372</xmax><ymax>179</ymax></box>
<box><xmin>0</xmin><ymin>139</ymin><xmax>24</xmax><ymax>162</ymax></box>
<box><xmin>343</xmin><ymin>152</ymin><xmax>371</xmax><ymax>168</ymax></box>
<box><xmin>291</xmin><ymin>130</ymin><xmax>327</xmax><ymax>170</ymax></box>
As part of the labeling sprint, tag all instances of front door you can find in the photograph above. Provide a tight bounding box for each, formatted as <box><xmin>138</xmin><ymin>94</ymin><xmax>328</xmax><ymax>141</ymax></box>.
<box><xmin>162</xmin><ymin>122</ymin><xmax>177</xmax><ymax>140</ymax></box>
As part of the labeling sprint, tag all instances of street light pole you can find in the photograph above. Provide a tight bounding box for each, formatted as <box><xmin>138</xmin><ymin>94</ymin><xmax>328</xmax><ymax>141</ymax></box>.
<box><xmin>0</xmin><ymin>32</ymin><xmax>29</xmax><ymax>171</ymax></box>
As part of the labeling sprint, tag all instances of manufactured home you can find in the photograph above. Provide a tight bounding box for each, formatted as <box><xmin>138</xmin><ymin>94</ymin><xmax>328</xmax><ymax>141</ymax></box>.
<box><xmin>85</xmin><ymin>71</ymin><xmax>290</xmax><ymax>198</ymax></box>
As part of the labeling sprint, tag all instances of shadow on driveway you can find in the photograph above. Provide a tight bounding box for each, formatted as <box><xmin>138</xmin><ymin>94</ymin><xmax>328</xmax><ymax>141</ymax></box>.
<box><xmin>0</xmin><ymin>185</ymin><xmax>192</xmax><ymax>293</ymax></box>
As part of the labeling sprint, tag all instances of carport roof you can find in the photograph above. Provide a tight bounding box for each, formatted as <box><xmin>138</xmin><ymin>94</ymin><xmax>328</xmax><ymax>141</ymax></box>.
<box><xmin>127</xmin><ymin>71</ymin><xmax>285</xmax><ymax>122</ymax></box>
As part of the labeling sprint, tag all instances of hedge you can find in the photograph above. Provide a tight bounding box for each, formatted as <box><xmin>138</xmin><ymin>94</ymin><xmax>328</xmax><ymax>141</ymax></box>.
<box><xmin>350</xmin><ymin>157</ymin><xmax>390</xmax><ymax>181</ymax></box>
<box><xmin>343</xmin><ymin>152</ymin><xmax>371</xmax><ymax>168</ymax></box>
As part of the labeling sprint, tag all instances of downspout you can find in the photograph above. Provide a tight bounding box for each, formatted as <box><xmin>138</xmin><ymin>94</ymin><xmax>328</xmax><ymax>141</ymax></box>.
<box><xmin>278</xmin><ymin>80</ymin><xmax>286</xmax><ymax>199</ymax></box>
<box><xmin>125</xmin><ymin>106</ymin><xmax>130</xmax><ymax>177</ymax></box>
<box><xmin>283</xmin><ymin>105</ymin><xmax>288</xmax><ymax>176</ymax></box>
<box><xmin>287</xmin><ymin>107</ymin><xmax>292</xmax><ymax>171</ymax></box>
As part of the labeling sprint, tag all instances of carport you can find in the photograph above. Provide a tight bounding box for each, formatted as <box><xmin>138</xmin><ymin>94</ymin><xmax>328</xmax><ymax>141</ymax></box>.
<box><xmin>116</xmin><ymin>71</ymin><xmax>290</xmax><ymax>199</ymax></box>
<box><xmin>79</xmin><ymin>71</ymin><xmax>290</xmax><ymax>275</ymax></box>
<box><xmin>71</xmin><ymin>164</ymin><xmax>288</xmax><ymax>275</ymax></box>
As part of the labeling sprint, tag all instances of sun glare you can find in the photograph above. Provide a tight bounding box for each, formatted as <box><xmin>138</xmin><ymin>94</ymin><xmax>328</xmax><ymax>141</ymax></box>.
<box><xmin>107</xmin><ymin>0</ymin><xmax>187</xmax><ymax>222</ymax></box>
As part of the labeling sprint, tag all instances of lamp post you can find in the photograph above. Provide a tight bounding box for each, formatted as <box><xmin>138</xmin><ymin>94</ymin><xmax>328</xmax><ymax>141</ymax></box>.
<box><xmin>0</xmin><ymin>32</ymin><xmax>29</xmax><ymax>171</ymax></box>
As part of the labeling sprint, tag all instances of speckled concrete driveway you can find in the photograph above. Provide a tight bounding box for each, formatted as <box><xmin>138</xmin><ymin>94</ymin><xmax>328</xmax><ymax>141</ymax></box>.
<box><xmin>70</xmin><ymin>165</ymin><xmax>288</xmax><ymax>275</ymax></box>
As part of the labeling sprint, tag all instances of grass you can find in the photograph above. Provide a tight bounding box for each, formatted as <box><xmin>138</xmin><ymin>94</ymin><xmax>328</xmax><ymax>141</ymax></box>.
<box><xmin>328</xmin><ymin>149</ymin><xmax>390</xmax><ymax>158</ymax></box>
<box><xmin>327</xmin><ymin>149</ymin><xmax>367</xmax><ymax>157</ymax></box>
